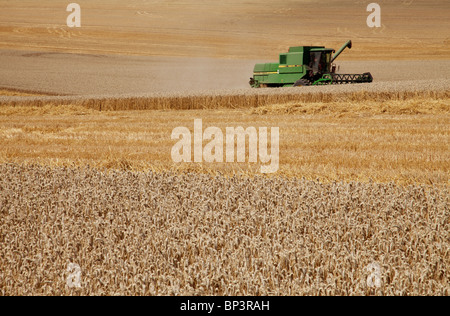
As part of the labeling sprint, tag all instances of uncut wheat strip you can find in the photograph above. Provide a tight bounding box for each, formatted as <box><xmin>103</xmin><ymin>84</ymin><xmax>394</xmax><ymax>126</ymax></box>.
<box><xmin>71</xmin><ymin>90</ymin><xmax>450</xmax><ymax>111</ymax></box>
<box><xmin>0</xmin><ymin>80</ymin><xmax>449</xmax><ymax>110</ymax></box>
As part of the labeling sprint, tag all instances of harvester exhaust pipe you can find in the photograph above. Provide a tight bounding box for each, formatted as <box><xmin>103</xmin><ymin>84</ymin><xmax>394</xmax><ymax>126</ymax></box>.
<box><xmin>331</xmin><ymin>40</ymin><xmax>352</xmax><ymax>63</ymax></box>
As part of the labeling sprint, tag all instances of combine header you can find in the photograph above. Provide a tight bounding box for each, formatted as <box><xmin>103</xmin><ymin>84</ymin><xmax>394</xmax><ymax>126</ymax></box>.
<box><xmin>249</xmin><ymin>40</ymin><xmax>373</xmax><ymax>88</ymax></box>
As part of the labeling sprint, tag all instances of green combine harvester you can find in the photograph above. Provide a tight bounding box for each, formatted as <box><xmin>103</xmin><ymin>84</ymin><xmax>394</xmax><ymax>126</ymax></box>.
<box><xmin>249</xmin><ymin>40</ymin><xmax>373</xmax><ymax>88</ymax></box>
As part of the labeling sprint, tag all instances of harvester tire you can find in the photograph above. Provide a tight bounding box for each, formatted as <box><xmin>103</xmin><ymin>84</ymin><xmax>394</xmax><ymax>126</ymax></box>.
<box><xmin>293</xmin><ymin>79</ymin><xmax>311</xmax><ymax>87</ymax></box>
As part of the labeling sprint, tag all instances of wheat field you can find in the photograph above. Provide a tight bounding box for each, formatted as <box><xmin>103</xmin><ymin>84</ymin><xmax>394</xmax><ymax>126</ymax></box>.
<box><xmin>1</xmin><ymin>85</ymin><xmax>449</xmax><ymax>296</ymax></box>
<box><xmin>0</xmin><ymin>164</ymin><xmax>448</xmax><ymax>296</ymax></box>
<box><xmin>1</xmin><ymin>0</ymin><xmax>449</xmax><ymax>297</ymax></box>
<box><xmin>1</xmin><ymin>95</ymin><xmax>449</xmax><ymax>296</ymax></box>
<box><xmin>1</xmin><ymin>93</ymin><xmax>448</xmax><ymax>296</ymax></box>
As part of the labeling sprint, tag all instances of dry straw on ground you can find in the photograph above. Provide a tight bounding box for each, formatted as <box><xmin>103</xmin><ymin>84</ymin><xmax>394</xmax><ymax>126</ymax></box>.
<box><xmin>1</xmin><ymin>96</ymin><xmax>448</xmax><ymax>185</ymax></box>
<box><xmin>1</xmin><ymin>1</ymin><xmax>449</xmax><ymax>60</ymax></box>
<box><xmin>0</xmin><ymin>164</ymin><xmax>448</xmax><ymax>296</ymax></box>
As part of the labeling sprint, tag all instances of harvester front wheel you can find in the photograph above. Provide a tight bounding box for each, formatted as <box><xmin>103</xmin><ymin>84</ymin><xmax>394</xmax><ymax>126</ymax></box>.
<box><xmin>293</xmin><ymin>79</ymin><xmax>311</xmax><ymax>87</ymax></box>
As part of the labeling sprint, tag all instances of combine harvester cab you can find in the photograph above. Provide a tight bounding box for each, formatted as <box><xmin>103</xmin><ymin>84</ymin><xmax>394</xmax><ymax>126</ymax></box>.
<box><xmin>249</xmin><ymin>40</ymin><xmax>373</xmax><ymax>88</ymax></box>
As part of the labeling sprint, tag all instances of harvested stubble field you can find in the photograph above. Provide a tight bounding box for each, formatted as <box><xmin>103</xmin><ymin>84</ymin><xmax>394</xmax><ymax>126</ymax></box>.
<box><xmin>0</xmin><ymin>164</ymin><xmax>448</xmax><ymax>296</ymax></box>
<box><xmin>0</xmin><ymin>0</ymin><xmax>449</xmax><ymax>61</ymax></box>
